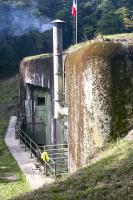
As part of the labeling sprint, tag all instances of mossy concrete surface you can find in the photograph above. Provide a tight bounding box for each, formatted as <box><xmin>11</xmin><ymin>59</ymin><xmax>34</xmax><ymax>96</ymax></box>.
<box><xmin>66</xmin><ymin>41</ymin><xmax>133</xmax><ymax>172</ymax></box>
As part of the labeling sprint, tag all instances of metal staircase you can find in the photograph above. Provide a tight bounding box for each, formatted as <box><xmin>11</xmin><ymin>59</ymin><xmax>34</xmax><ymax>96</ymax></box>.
<box><xmin>15</xmin><ymin>117</ymin><xmax>68</xmax><ymax>177</ymax></box>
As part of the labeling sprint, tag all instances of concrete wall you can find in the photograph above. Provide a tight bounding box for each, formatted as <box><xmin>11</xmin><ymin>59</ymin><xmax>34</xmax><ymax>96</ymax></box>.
<box><xmin>19</xmin><ymin>54</ymin><xmax>53</xmax><ymax>108</ymax></box>
<box><xmin>19</xmin><ymin>55</ymin><xmax>54</xmax><ymax>145</ymax></box>
<box><xmin>19</xmin><ymin>54</ymin><xmax>66</xmax><ymax>146</ymax></box>
<box><xmin>66</xmin><ymin>41</ymin><xmax>133</xmax><ymax>173</ymax></box>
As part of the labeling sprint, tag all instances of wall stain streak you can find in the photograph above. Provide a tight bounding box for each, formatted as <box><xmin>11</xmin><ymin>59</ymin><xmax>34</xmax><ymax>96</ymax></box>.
<box><xmin>66</xmin><ymin>41</ymin><xmax>133</xmax><ymax>173</ymax></box>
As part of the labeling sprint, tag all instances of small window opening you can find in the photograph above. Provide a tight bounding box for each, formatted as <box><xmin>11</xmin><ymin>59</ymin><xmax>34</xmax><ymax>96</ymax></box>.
<box><xmin>37</xmin><ymin>97</ymin><xmax>45</xmax><ymax>106</ymax></box>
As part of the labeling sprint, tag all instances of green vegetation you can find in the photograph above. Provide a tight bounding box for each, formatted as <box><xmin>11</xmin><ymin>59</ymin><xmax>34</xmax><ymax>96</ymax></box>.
<box><xmin>0</xmin><ymin>77</ymin><xmax>31</xmax><ymax>200</ymax></box>
<box><xmin>67</xmin><ymin>32</ymin><xmax>133</xmax><ymax>53</ymax></box>
<box><xmin>23</xmin><ymin>53</ymin><xmax>52</xmax><ymax>62</ymax></box>
<box><xmin>103</xmin><ymin>32</ymin><xmax>133</xmax><ymax>40</ymax></box>
<box><xmin>11</xmin><ymin>139</ymin><xmax>133</xmax><ymax>200</ymax></box>
<box><xmin>0</xmin><ymin>30</ymin><xmax>52</xmax><ymax>78</ymax></box>
<box><xmin>0</xmin><ymin>0</ymin><xmax>133</xmax><ymax>78</ymax></box>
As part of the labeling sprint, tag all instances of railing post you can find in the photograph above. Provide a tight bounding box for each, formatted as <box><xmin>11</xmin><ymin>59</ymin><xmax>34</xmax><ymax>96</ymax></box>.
<box><xmin>43</xmin><ymin>146</ymin><xmax>47</xmax><ymax>175</ymax></box>
<box><xmin>30</xmin><ymin>141</ymin><xmax>33</xmax><ymax>158</ymax></box>
<box><xmin>20</xmin><ymin>130</ymin><xmax>22</xmax><ymax>144</ymax></box>
<box><xmin>54</xmin><ymin>162</ymin><xmax>56</xmax><ymax>177</ymax></box>
<box><xmin>44</xmin><ymin>160</ymin><xmax>47</xmax><ymax>175</ymax></box>
<box><xmin>15</xmin><ymin>123</ymin><xmax>17</xmax><ymax>139</ymax></box>
<box><xmin>24</xmin><ymin>133</ymin><xmax>27</xmax><ymax>151</ymax></box>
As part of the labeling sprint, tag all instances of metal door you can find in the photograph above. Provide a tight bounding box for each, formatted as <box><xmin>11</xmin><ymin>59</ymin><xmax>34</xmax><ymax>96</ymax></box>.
<box><xmin>34</xmin><ymin>89</ymin><xmax>47</xmax><ymax>145</ymax></box>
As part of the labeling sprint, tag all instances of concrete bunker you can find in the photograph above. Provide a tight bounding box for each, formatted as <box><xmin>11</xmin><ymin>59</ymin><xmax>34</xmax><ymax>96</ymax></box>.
<box><xmin>19</xmin><ymin>21</ymin><xmax>133</xmax><ymax>174</ymax></box>
<box><xmin>66</xmin><ymin>41</ymin><xmax>133</xmax><ymax>173</ymax></box>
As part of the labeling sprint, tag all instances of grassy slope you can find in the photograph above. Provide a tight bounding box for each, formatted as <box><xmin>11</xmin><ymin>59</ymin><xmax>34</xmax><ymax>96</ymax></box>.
<box><xmin>11</xmin><ymin>140</ymin><xmax>133</xmax><ymax>200</ymax></box>
<box><xmin>0</xmin><ymin>77</ymin><xmax>31</xmax><ymax>200</ymax></box>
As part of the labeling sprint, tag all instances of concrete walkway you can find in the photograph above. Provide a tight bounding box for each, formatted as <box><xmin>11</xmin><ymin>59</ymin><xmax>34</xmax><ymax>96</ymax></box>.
<box><xmin>4</xmin><ymin>116</ymin><xmax>54</xmax><ymax>190</ymax></box>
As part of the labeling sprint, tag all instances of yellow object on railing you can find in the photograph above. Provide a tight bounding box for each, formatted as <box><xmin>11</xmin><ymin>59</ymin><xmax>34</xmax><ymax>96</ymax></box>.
<box><xmin>41</xmin><ymin>151</ymin><xmax>50</xmax><ymax>162</ymax></box>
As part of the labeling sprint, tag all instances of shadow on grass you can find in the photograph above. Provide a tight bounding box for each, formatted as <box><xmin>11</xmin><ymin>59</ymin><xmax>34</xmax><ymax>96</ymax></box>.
<box><xmin>0</xmin><ymin>176</ymin><xmax>19</xmax><ymax>183</ymax></box>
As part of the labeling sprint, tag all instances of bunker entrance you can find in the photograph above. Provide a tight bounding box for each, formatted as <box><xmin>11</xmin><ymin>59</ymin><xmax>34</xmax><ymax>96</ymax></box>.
<box><xmin>33</xmin><ymin>89</ymin><xmax>47</xmax><ymax>145</ymax></box>
<box><xmin>24</xmin><ymin>85</ymin><xmax>51</xmax><ymax>146</ymax></box>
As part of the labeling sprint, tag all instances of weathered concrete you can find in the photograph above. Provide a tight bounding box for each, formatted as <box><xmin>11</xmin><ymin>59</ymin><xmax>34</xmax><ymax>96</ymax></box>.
<box><xmin>66</xmin><ymin>42</ymin><xmax>133</xmax><ymax>173</ymax></box>
<box><xmin>4</xmin><ymin>116</ymin><xmax>54</xmax><ymax>190</ymax></box>
<box><xmin>20</xmin><ymin>54</ymin><xmax>53</xmax><ymax>89</ymax></box>
<box><xmin>19</xmin><ymin>39</ymin><xmax>133</xmax><ymax>174</ymax></box>
<box><xmin>19</xmin><ymin>53</ymin><xmax>66</xmax><ymax>146</ymax></box>
<box><xmin>124</xmin><ymin>129</ymin><xmax>133</xmax><ymax>141</ymax></box>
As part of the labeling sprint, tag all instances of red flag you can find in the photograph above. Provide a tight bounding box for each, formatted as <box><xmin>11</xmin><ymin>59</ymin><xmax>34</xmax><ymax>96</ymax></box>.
<box><xmin>72</xmin><ymin>0</ymin><xmax>77</xmax><ymax>17</ymax></box>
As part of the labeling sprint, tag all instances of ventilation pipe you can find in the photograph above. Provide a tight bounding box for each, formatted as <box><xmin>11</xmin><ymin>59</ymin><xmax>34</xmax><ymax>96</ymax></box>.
<box><xmin>51</xmin><ymin>19</ymin><xmax>68</xmax><ymax>118</ymax></box>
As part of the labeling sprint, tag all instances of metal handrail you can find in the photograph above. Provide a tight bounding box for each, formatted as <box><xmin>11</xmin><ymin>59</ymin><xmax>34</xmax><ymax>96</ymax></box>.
<box><xmin>18</xmin><ymin>128</ymin><xmax>37</xmax><ymax>147</ymax></box>
<box><xmin>44</xmin><ymin>148</ymin><xmax>68</xmax><ymax>151</ymax></box>
<box><xmin>45</xmin><ymin>161</ymin><xmax>56</xmax><ymax>173</ymax></box>
<box><xmin>40</xmin><ymin>144</ymin><xmax>67</xmax><ymax>148</ymax></box>
<box><xmin>16</xmin><ymin>120</ymin><xmax>68</xmax><ymax>176</ymax></box>
<box><xmin>16</xmin><ymin>128</ymin><xmax>37</xmax><ymax>157</ymax></box>
<box><xmin>16</xmin><ymin>126</ymin><xmax>57</xmax><ymax>176</ymax></box>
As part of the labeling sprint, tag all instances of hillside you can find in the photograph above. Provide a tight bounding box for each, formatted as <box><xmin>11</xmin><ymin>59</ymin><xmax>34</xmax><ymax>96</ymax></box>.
<box><xmin>0</xmin><ymin>77</ymin><xmax>31</xmax><ymax>200</ymax></box>
<box><xmin>11</xmin><ymin>139</ymin><xmax>133</xmax><ymax>200</ymax></box>
<box><xmin>0</xmin><ymin>0</ymin><xmax>133</xmax><ymax>77</ymax></box>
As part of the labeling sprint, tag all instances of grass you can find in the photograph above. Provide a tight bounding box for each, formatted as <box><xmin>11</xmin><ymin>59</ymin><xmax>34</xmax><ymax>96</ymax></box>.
<box><xmin>0</xmin><ymin>77</ymin><xmax>31</xmax><ymax>200</ymax></box>
<box><xmin>103</xmin><ymin>32</ymin><xmax>133</xmax><ymax>40</ymax></box>
<box><xmin>23</xmin><ymin>53</ymin><xmax>52</xmax><ymax>62</ymax></box>
<box><xmin>10</xmin><ymin>139</ymin><xmax>133</xmax><ymax>200</ymax></box>
<box><xmin>67</xmin><ymin>32</ymin><xmax>133</xmax><ymax>53</ymax></box>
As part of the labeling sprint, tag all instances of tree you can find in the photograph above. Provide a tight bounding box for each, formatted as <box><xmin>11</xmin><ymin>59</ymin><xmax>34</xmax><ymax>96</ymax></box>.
<box><xmin>0</xmin><ymin>0</ymin><xmax>133</xmax><ymax>78</ymax></box>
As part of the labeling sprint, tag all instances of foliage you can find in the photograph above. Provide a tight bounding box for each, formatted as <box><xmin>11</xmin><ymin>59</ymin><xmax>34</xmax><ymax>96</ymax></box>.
<box><xmin>0</xmin><ymin>30</ymin><xmax>52</xmax><ymax>78</ymax></box>
<box><xmin>0</xmin><ymin>0</ymin><xmax>133</xmax><ymax>77</ymax></box>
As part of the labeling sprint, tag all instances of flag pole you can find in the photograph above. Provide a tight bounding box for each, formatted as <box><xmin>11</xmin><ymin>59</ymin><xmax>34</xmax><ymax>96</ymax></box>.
<box><xmin>76</xmin><ymin>0</ymin><xmax>78</xmax><ymax>44</ymax></box>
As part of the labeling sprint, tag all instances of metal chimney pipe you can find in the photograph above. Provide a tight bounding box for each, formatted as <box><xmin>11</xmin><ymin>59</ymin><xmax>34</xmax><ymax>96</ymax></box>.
<box><xmin>51</xmin><ymin>19</ymin><xmax>68</xmax><ymax>118</ymax></box>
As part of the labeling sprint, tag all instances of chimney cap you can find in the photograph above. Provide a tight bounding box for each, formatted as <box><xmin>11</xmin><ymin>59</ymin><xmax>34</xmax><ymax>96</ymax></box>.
<box><xmin>50</xmin><ymin>19</ymin><xmax>65</xmax><ymax>26</ymax></box>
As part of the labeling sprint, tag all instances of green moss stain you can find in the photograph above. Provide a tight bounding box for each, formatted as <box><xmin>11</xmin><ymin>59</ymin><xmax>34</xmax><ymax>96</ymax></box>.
<box><xmin>66</xmin><ymin>41</ymin><xmax>133</xmax><ymax>172</ymax></box>
<box><xmin>110</xmin><ymin>51</ymin><xmax>133</xmax><ymax>138</ymax></box>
